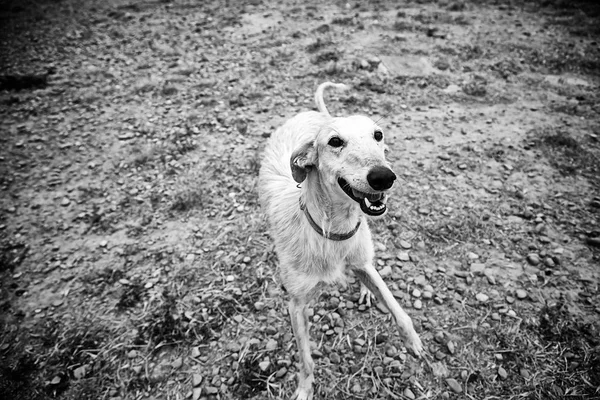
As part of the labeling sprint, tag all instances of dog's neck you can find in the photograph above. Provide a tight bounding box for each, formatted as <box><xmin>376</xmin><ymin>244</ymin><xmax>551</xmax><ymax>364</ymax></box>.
<box><xmin>301</xmin><ymin>174</ymin><xmax>362</xmax><ymax>236</ymax></box>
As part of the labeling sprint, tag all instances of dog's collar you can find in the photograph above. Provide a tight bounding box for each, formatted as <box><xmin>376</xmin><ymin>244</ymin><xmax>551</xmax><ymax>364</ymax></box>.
<box><xmin>299</xmin><ymin>199</ymin><xmax>361</xmax><ymax>241</ymax></box>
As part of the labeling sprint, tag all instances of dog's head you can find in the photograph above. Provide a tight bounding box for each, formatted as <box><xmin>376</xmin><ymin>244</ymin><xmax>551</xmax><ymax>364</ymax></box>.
<box><xmin>290</xmin><ymin>115</ymin><xmax>395</xmax><ymax>216</ymax></box>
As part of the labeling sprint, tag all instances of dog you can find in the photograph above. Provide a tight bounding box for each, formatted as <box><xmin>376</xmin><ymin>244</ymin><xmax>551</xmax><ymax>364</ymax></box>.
<box><xmin>258</xmin><ymin>82</ymin><xmax>423</xmax><ymax>400</ymax></box>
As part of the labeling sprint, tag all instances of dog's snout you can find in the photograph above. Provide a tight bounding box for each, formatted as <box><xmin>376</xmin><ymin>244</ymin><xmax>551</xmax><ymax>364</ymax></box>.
<box><xmin>367</xmin><ymin>166</ymin><xmax>396</xmax><ymax>190</ymax></box>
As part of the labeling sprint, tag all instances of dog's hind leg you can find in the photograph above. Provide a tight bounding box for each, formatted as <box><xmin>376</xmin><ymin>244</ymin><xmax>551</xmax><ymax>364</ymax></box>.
<box><xmin>289</xmin><ymin>296</ymin><xmax>315</xmax><ymax>400</ymax></box>
<box><xmin>353</xmin><ymin>264</ymin><xmax>424</xmax><ymax>358</ymax></box>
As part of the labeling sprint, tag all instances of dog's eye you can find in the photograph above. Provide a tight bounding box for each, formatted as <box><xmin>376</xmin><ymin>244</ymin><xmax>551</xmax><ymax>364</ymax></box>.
<box><xmin>328</xmin><ymin>137</ymin><xmax>344</xmax><ymax>148</ymax></box>
<box><xmin>374</xmin><ymin>130</ymin><xmax>383</xmax><ymax>142</ymax></box>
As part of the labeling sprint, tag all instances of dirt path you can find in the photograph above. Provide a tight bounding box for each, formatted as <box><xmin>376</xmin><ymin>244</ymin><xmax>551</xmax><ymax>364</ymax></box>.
<box><xmin>1</xmin><ymin>0</ymin><xmax>599</xmax><ymax>399</ymax></box>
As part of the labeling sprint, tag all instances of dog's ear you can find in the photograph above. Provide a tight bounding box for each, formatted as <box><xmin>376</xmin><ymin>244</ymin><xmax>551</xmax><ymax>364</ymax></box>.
<box><xmin>290</xmin><ymin>141</ymin><xmax>317</xmax><ymax>183</ymax></box>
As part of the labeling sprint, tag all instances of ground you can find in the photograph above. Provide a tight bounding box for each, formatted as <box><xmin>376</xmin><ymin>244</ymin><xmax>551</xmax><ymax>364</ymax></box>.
<box><xmin>0</xmin><ymin>0</ymin><xmax>599</xmax><ymax>399</ymax></box>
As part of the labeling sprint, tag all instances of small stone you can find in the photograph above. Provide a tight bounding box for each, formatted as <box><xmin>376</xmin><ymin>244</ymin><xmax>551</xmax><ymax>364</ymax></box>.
<box><xmin>399</xmin><ymin>240</ymin><xmax>412</xmax><ymax>249</ymax></box>
<box><xmin>192</xmin><ymin>388</ymin><xmax>202</xmax><ymax>400</ymax></box>
<box><xmin>484</xmin><ymin>270</ymin><xmax>496</xmax><ymax>285</ymax></box>
<box><xmin>413</xmin><ymin>299</ymin><xmax>423</xmax><ymax>309</ymax></box>
<box><xmin>527</xmin><ymin>254</ymin><xmax>540</xmax><ymax>265</ymax></box>
<box><xmin>431</xmin><ymin>361</ymin><xmax>449</xmax><ymax>378</ymax></box>
<box><xmin>494</xmin><ymin>353</ymin><xmax>503</xmax><ymax>361</ymax></box>
<box><xmin>422</xmin><ymin>291</ymin><xmax>433</xmax><ymax>299</ymax></box>
<box><xmin>445</xmin><ymin>378</ymin><xmax>462</xmax><ymax>393</ymax></box>
<box><xmin>470</xmin><ymin>263</ymin><xmax>486</xmax><ymax>275</ymax></box>
<box><xmin>192</xmin><ymin>373</ymin><xmax>203</xmax><ymax>387</ymax></box>
<box><xmin>498</xmin><ymin>366</ymin><xmax>508</xmax><ymax>380</ymax></box>
<box><xmin>61</xmin><ymin>197</ymin><xmax>71</xmax><ymax>206</ymax></box>
<box><xmin>258</xmin><ymin>360</ymin><xmax>271</xmax><ymax>371</ymax></box>
<box><xmin>276</xmin><ymin>367</ymin><xmax>287</xmax><ymax>378</ymax></box>
<box><xmin>544</xmin><ymin>257</ymin><xmax>555</xmax><ymax>268</ymax></box>
<box><xmin>254</xmin><ymin>301</ymin><xmax>265</xmax><ymax>311</ymax></box>
<box><xmin>506</xmin><ymin>296</ymin><xmax>515</xmax><ymax>304</ymax></box>
<box><xmin>516</xmin><ymin>289</ymin><xmax>528</xmax><ymax>300</ymax></box>
<box><xmin>397</xmin><ymin>252</ymin><xmax>410</xmax><ymax>261</ymax></box>
<box><xmin>191</xmin><ymin>346</ymin><xmax>201</xmax><ymax>358</ymax></box>
<box><xmin>379</xmin><ymin>265</ymin><xmax>392</xmax><ymax>277</ymax></box>
<box><xmin>205</xmin><ymin>386</ymin><xmax>219</xmax><ymax>395</ymax></box>
<box><xmin>476</xmin><ymin>293</ymin><xmax>489</xmax><ymax>302</ymax></box>
<box><xmin>330</xmin><ymin>352</ymin><xmax>341</xmax><ymax>364</ymax></box>
<box><xmin>491</xmin><ymin>312</ymin><xmax>501</xmax><ymax>321</ymax></box>
<box><xmin>412</xmin><ymin>289</ymin><xmax>422</xmax><ymax>298</ymax></box>
<box><xmin>414</xmin><ymin>275</ymin><xmax>428</xmax><ymax>286</ymax></box>
<box><xmin>403</xmin><ymin>387</ymin><xmax>416</xmax><ymax>399</ymax></box>
<box><xmin>265</xmin><ymin>339</ymin><xmax>278</xmax><ymax>351</ymax></box>
<box><xmin>520</xmin><ymin>368</ymin><xmax>531</xmax><ymax>379</ymax></box>
<box><xmin>447</xmin><ymin>341</ymin><xmax>455</xmax><ymax>354</ymax></box>
<box><xmin>466</xmin><ymin>252</ymin><xmax>479</xmax><ymax>260</ymax></box>
<box><xmin>171</xmin><ymin>357</ymin><xmax>183</xmax><ymax>369</ymax></box>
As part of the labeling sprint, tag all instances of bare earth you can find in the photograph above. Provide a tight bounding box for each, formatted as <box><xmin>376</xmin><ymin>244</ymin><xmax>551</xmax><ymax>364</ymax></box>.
<box><xmin>1</xmin><ymin>0</ymin><xmax>599</xmax><ymax>399</ymax></box>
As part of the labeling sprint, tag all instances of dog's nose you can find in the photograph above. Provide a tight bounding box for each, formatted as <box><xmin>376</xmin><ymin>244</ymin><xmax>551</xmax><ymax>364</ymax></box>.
<box><xmin>367</xmin><ymin>166</ymin><xmax>396</xmax><ymax>190</ymax></box>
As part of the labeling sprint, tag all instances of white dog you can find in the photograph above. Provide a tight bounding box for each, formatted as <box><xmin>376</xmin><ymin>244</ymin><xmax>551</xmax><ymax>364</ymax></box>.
<box><xmin>258</xmin><ymin>82</ymin><xmax>423</xmax><ymax>400</ymax></box>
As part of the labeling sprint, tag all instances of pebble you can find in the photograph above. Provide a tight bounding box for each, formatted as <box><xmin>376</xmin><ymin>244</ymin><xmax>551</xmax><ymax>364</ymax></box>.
<box><xmin>544</xmin><ymin>257</ymin><xmax>555</xmax><ymax>267</ymax></box>
<box><xmin>412</xmin><ymin>289</ymin><xmax>422</xmax><ymax>298</ymax></box>
<box><xmin>254</xmin><ymin>301</ymin><xmax>265</xmax><ymax>311</ymax></box>
<box><xmin>192</xmin><ymin>388</ymin><xmax>202</xmax><ymax>400</ymax></box>
<box><xmin>422</xmin><ymin>291</ymin><xmax>433</xmax><ymax>300</ymax></box>
<box><xmin>476</xmin><ymin>293</ymin><xmax>489</xmax><ymax>302</ymax></box>
<box><xmin>470</xmin><ymin>263</ymin><xmax>486</xmax><ymax>275</ymax></box>
<box><xmin>466</xmin><ymin>252</ymin><xmax>479</xmax><ymax>260</ymax></box>
<box><xmin>484</xmin><ymin>270</ymin><xmax>496</xmax><ymax>285</ymax></box>
<box><xmin>520</xmin><ymin>368</ymin><xmax>531</xmax><ymax>379</ymax></box>
<box><xmin>330</xmin><ymin>352</ymin><xmax>341</xmax><ymax>364</ymax></box>
<box><xmin>259</xmin><ymin>360</ymin><xmax>271</xmax><ymax>371</ymax></box>
<box><xmin>431</xmin><ymin>361</ymin><xmax>449</xmax><ymax>378</ymax></box>
<box><xmin>403</xmin><ymin>387</ymin><xmax>416</xmax><ymax>399</ymax></box>
<box><xmin>205</xmin><ymin>386</ymin><xmax>218</xmax><ymax>395</ymax></box>
<box><xmin>60</xmin><ymin>197</ymin><xmax>71</xmax><ymax>206</ymax></box>
<box><xmin>379</xmin><ymin>265</ymin><xmax>392</xmax><ymax>277</ymax></box>
<box><xmin>506</xmin><ymin>295</ymin><xmax>515</xmax><ymax>304</ymax></box>
<box><xmin>413</xmin><ymin>299</ymin><xmax>423</xmax><ymax>309</ymax></box>
<box><xmin>399</xmin><ymin>240</ymin><xmax>412</xmax><ymax>249</ymax></box>
<box><xmin>516</xmin><ymin>289</ymin><xmax>528</xmax><ymax>299</ymax></box>
<box><xmin>498</xmin><ymin>366</ymin><xmax>508</xmax><ymax>380</ymax></box>
<box><xmin>527</xmin><ymin>254</ymin><xmax>540</xmax><ymax>265</ymax></box>
<box><xmin>491</xmin><ymin>312</ymin><xmax>501</xmax><ymax>321</ymax></box>
<box><xmin>447</xmin><ymin>341</ymin><xmax>455</xmax><ymax>354</ymax></box>
<box><xmin>397</xmin><ymin>252</ymin><xmax>410</xmax><ymax>261</ymax></box>
<box><xmin>192</xmin><ymin>373</ymin><xmax>203</xmax><ymax>387</ymax></box>
<box><xmin>265</xmin><ymin>339</ymin><xmax>278</xmax><ymax>351</ymax></box>
<box><xmin>171</xmin><ymin>357</ymin><xmax>183</xmax><ymax>369</ymax></box>
<box><xmin>414</xmin><ymin>275</ymin><xmax>428</xmax><ymax>286</ymax></box>
<box><xmin>445</xmin><ymin>378</ymin><xmax>462</xmax><ymax>393</ymax></box>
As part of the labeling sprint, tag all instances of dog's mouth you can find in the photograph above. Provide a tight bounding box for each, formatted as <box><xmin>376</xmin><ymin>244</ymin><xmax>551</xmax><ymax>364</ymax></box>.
<box><xmin>337</xmin><ymin>178</ymin><xmax>388</xmax><ymax>216</ymax></box>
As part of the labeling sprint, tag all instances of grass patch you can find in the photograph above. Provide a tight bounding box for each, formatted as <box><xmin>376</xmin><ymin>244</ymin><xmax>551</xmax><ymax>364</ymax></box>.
<box><xmin>533</xmin><ymin>128</ymin><xmax>600</xmax><ymax>180</ymax></box>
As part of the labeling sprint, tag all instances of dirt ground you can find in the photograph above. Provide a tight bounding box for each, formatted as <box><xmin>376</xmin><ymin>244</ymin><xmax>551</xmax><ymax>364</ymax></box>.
<box><xmin>1</xmin><ymin>0</ymin><xmax>599</xmax><ymax>399</ymax></box>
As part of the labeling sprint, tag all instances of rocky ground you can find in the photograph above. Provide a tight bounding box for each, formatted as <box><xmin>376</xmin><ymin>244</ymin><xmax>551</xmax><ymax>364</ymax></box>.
<box><xmin>1</xmin><ymin>0</ymin><xmax>599</xmax><ymax>399</ymax></box>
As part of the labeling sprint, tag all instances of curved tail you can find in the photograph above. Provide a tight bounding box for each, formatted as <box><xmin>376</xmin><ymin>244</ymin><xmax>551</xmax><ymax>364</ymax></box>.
<box><xmin>314</xmin><ymin>82</ymin><xmax>349</xmax><ymax>117</ymax></box>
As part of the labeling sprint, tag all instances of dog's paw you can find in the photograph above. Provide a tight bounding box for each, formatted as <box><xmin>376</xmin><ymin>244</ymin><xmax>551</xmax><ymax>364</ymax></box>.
<box><xmin>358</xmin><ymin>283</ymin><xmax>375</xmax><ymax>307</ymax></box>
<box><xmin>404</xmin><ymin>332</ymin><xmax>424</xmax><ymax>359</ymax></box>
<box><xmin>293</xmin><ymin>387</ymin><xmax>314</xmax><ymax>400</ymax></box>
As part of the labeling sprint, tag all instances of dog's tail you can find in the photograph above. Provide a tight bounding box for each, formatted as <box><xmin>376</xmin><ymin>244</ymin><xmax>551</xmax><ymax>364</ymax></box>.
<box><xmin>315</xmin><ymin>82</ymin><xmax>349</xmax><ymax>117</ymax></box>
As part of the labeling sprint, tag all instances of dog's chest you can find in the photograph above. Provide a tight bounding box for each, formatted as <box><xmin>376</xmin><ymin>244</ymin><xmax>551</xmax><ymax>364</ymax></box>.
<box><xmin>307</xmin><ymin>240</ymin><xmax>365</xmax><ymax>285</ymax></box>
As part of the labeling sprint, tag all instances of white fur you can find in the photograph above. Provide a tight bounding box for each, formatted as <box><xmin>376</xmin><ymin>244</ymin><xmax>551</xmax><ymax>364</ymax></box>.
<box><xmin>258</xmin><ymin>82</ymin><xmax>423</xmax><ymax>400</ymax></box>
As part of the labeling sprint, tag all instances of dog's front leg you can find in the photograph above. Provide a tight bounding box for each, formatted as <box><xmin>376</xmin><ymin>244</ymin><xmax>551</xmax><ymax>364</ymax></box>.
<box><xmin>289</xmin><ymin>296</ymin><xmax>314</xmax><ymax>400</ymax></box>
<box><xmin>353</xmin><ymin>264</ymin><xmax>423</xmax><ymax>357</ymax></box>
